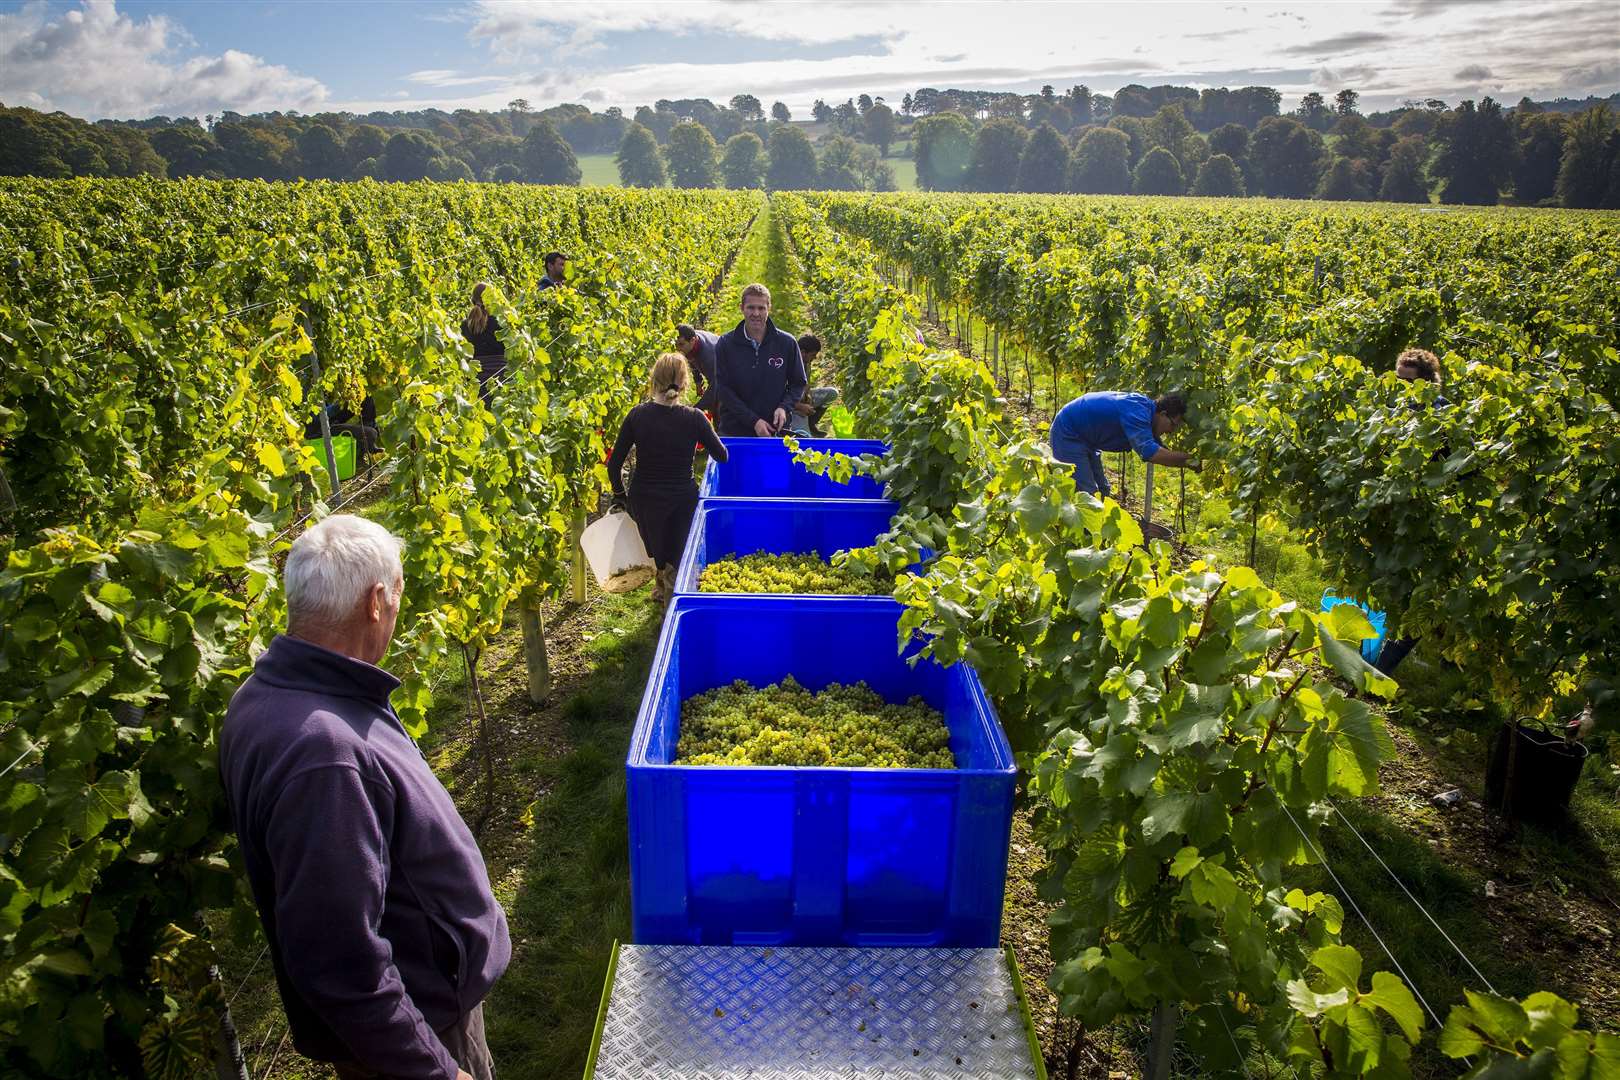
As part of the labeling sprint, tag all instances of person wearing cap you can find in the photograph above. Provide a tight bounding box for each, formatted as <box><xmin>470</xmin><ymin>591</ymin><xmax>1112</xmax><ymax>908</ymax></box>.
<box><xmin>1049</xmin><ymin>391</ymin><xmax>1199</xmax><ymax>498</ymax></box>
<box><xmin>537</xmin><ymin>251</ymin><xmax>568</xmax><ymax>291</ymax></box>
<box><xmin>674</xmin><ymin>323</ymin><xmax>721</xmax><ymax>413</ymax></box>
<box><xmin>712</xmin><ymin>283</ymin><xmax>806</xmax><ymax>438</ymax></box>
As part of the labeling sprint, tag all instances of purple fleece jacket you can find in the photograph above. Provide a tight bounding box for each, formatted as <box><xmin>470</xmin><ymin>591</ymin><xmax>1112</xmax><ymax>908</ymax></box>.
<box><xmin>220</xmin><ymin>634</ymin><xmax>510</xmax><ymax>1079</ymax></box>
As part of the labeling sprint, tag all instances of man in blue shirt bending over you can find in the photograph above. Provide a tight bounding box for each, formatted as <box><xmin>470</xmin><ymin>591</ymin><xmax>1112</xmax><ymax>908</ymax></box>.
<box><xmin>1050</xmin><ymin>391</ymin><xmax>1199</xmax><ymax>498</ymax></box>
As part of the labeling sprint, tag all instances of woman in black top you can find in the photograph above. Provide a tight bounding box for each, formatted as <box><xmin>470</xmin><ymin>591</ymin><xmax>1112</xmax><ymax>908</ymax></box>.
<box><xmin>607</xmin><ymin>353</ymin><xmax>728</xmax><ymax>601</ymax></box>
<box><xmin>460</xmin><ymin>281</ymin><xmax>506</xmax><ymax>397</ymax></box>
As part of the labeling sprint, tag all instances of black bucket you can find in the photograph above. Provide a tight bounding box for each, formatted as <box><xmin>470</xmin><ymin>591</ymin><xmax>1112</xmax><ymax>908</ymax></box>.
<box><xmin>1484</xmin><ymin>719</ymin><xmax>1589</xmax><ymax>824</ymax></box>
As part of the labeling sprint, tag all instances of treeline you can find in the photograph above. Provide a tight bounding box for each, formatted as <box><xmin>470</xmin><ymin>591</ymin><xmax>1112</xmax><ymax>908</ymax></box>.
<box><xmin>910</xmin><ymin>90</ymin><xmax>1620</xmax><ymax>207</ymax></box>
<box><xmin>3</xmin><ymin>81</ymin><xmax>1618</xmax><ymax>206</ymax></box>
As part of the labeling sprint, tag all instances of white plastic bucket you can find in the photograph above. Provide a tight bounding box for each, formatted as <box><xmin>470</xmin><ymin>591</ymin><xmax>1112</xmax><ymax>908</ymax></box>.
<box><xmin>581</xmin><ymin>512</ymin><xmax>655</xmax><ymax>593</ymax></box>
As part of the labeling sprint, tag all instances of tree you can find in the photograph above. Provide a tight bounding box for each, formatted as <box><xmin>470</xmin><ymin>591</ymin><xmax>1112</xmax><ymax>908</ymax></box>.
<box><xmin>1295</xmin><ymin>92</ymin><xmax>1333</xmax><ymax>130</ymax></box>
<box><xmin>1148</xmin><ymin>104</ymin><xmax>1198</xmax><ymax>171</ymax></box>
<box><xmin>834</xmin><ymin>99</ymin><xmax>859</xmax><ymax>126</ymax></box>
<box><xmin>487</xmin><ymin>162</ymin><xmax>523</xmax><ymax>183</ymax></box>
<box><xmin>1556</xmin><ymin>104</ymin><xmax>1619</xmax><ymax>208</ymax></box>
<box><xmin>381</xmin><ymin>132</ymin><xmax>437</xmax><ymax>182</ymax></box>
<box><xmin>1068</xmin><ymin>126</ymin><xmax>1132</xmax><ymax>193</ymax></box>
<box><xmin>427</xmin><ymin>155</ymin><xmax>474</xmax><ymax>182</ymax></box>
<box><xmin>766</xmin><ymin>124</ymin><xmax>819</xmax><ymax>190</ymax></box>
<box><xmin>1332</xmin><ymin>114</ymin><xmax>1381</xmax><ymax>163</ymax></box>
<box><xmin>1132</xmin><ymin>146</ymin><xmax>1185</xmax><ymax>195</ymax></box>
<box><xmin>149</xmin><ymin>125</ymin><xmax>223</xmax><ymax>177</ymax></box>
<box><xmin>1065</xmin><ymin>84</ymin><xmax>1095</xmax><ymax>126</ymax></box>
<box><xmin>520</xmin><ymin>120</ymin><xmax>581</xmax><ymax>185</ymax></box>
<box><xmin>1511</xmin><ymin>111</ymin><xmax>1568</xmax><ymax>205</ymax></box>
<box><xmin>817</xmin><ymin>135</ymin><xmax>864</xmax><ymax>190</ymax></box>
<box><xmin>615</xmin><ymin>122</ymin><xmax>666</xmax><ymax>187</ymax></box>
<box><xmin>1017</xmin><ymin>123</ymin><xmax>1069</xmax><ymax>192</ymax></box>
<box><xmin>1315</xmin><ymin>156</ymin><xmax>1374</xmax><ymax>200</ymax></box>
<box><xmin>771</xmin><ymin>101</ymin><xmax>791</xmax><ymax>123</ymax></box>
<box><xmin>863</xmin><ymin>103</ymin><xmax>898</xmax><ymax>156</ymax></box>
<box><xmin>1335</xmin><ymin>89</ymin><xmax>1361</xmax><ymax>116</ymax></box>
<box><xmin>912</xmin><ymin>112</ymin><xmax>975</xmax><ymax>191</ymax></box>
<box><xmin>901</xmin><ymin>93</ymin><xmax>914</xmax><ymax>116</ymax></box>
<box><xmin>858</xmin><ymin>94</ymin><xmax>874</xmax><ymax>115</ymax></box>
<box><xmin>1431</xmin><ymin>98</ymin><xmax>1515</xmax><ymax>204</ymax></box>
<box><xmin>720</xmin><ymin>131</ymin><xmax>765</xmax><ymax>189</ymax></box>
<box><xmin>1209</xmin><ymin>123</ymin><xmax>1249</xmax><ymax>161</ymax></box>
<box><xmin>967</xmin><ymin>118</ymin><xmax>1028</xmax><ymax>191</ymax></box>
<box><xmin>1378</xmin><ymin>136</ymin><xmax>1431</xmax><ymax>202</ymax></box>
<box><xmin>729</xmin><ymin>94</ymin><xmax>764</xmax><ymax>122</ymax></box>
<box><xmin>296</xmin><ymin>124</ymin><xmax>347</xmax><ymax>180</ymax></box>
<box><xmin>1249</xmin><ymin>115</ymin><xmax>1327</xmax><ymax>198</ymax></box>
<box><xmin>663</xmin><ymin>121</ymin><xmax>719</xmax><ymax>188</ymax></box>
<box><xmin>508</xmin><ymin>98</ymin><xmax>531</xmax><ymax>113</ymax></box>
<box><xmin>346</xmin><ymin>124</ymin><xmax>388</xmax><ymax>170</ymax></box>
<box><xmin>1108</xmin><ymin>116</ymin><xmax>1149</xmax><ymax>167</ymax></box>
<box><xmin>812</xmin><ymin>99</ymin><xmax>833</xmax><ymax>124</ymax></box>
<box><xmin>215</xmin><ymin>122</ymin><xmax>293</xmax><ymax>179</ymax></box>
<box><xmin>1191</xmin><ymin>153</ymin><xmax>1245</xmax><ymax>196</ymax></box>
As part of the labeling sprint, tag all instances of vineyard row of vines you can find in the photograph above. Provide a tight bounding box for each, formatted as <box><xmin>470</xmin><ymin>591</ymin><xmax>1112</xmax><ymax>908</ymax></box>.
<box><xmin>773</xmin><ymin>191</ymin><xmax>1617</xmax><ymax>1078</ymax></box>
<box><xmin>0</xmin><ymin>177</ymin><xmax>761</xmax><ymax>1076</ymax></box>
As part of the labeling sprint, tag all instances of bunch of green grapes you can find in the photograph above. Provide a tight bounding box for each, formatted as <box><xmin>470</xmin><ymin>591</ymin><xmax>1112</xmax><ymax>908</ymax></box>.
<box><xmin>699</xmin><ymin>548</ymin><xmax>893</xmax><ymax>595</ymax></box>
<box><xmin>678</xmin><ymin>676</ymin><xmax>955</xmax><ymax>768</ymax></box>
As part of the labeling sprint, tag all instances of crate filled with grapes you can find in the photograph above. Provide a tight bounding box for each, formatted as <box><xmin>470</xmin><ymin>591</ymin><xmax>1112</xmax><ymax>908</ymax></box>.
<box><xmin>627</xmin><ymin>596</ymin><xmax>1016</xmax><ymax>948</ymax></box>
<box><xmin>675</xmin><ymin>497</ymin><xmax>922</xmax><ymax>597</ymax></box>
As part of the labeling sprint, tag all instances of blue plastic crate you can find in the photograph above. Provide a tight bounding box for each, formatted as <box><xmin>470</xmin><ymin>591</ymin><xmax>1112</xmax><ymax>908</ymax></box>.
<box><xmin>700</xmin><ymin>437</ymin><xmax>889</xmax><ymax>501</ymax></box>
<box><xmin>627</xmin><ymin>596</ymin><xmax>1016</xmax><ymax>948</ymax></box>
<box><xmin>1321</xmin><ymin>590</ymin><xmax>1388</xmax><ymax>663</ymax></box>
<box><xmin>674</xmin><ymin>498</ymin><xmax>920</xmax><ymax>597</ymax></box>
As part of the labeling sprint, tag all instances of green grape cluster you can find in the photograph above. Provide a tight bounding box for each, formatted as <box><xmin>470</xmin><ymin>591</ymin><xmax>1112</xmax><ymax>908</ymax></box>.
<box><xmin>678</xmin><ymin>676</ymin><xmax>955</xmax><ymax>768</ymax></box>
<box><xmin>698</xmin><ymin>548</ymin><xmax>893</xmax><ymax>595</ymax></box>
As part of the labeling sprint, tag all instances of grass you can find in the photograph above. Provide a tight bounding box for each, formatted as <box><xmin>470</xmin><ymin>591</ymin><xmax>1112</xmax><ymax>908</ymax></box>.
<box><xmin>576</xmin><ymin>152</ymin><xmax>620</xmax><ymax>187</ymax></box>
<box><xmin>484</xmin><ymin>589</ymin><xmax>663</xmax><ymax>1077</ymax></box>
<box><xmin>702</xmin><ymin>197</ymin><xmax>810</xmax><ymax>336</ymax></box>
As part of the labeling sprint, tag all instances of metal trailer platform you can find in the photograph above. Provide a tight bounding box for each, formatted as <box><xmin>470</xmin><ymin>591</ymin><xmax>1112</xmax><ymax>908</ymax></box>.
<box><xmin>585</xmin><ymin>944</ymin><xmax>1047</xmax><ymax>1079</ymax></box>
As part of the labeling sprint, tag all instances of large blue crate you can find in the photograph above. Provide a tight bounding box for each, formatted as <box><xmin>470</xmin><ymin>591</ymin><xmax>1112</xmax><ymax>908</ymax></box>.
<box><xmin>700</xmin><ymin>437</ymin><xmax>888</xmax><ymax>500</ymax></box>
<box><xmin>674</xmin><ymin>498</ymin><xmax>914</xmax><ymax>597</ymax></box>
<box><xmin>627</xmin><ymin>596</ymin><xmax>1016</xmax><ymax>948</ymax></box>
<box><xmin>1321</xmin><ymin>590</ymin><xmax>1388</xmax><ymax>663</ymax></box>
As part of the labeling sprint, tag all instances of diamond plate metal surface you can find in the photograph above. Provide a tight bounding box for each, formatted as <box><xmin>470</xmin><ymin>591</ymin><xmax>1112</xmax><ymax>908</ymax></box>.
<box><xmin>592</xmin><ymin>945</ymin><xmax>1039</xmax><ymax>1079</ymax></box>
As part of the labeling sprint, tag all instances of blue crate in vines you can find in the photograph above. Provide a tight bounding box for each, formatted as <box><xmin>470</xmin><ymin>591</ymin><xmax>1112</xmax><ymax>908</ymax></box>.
<box><xmin>627</xmin><ymin>596</ymin><xmax>1015</xmax><ymax>948</ymax></box>
<box><xmin>674</xmin><ymin>498</ymin><xmax>924</xmax><ymax>598</ymax></box>
<box><xmin>700</xmin><ymin>437</ymin><xmax>888</xmax><ymax>501</ymax></box>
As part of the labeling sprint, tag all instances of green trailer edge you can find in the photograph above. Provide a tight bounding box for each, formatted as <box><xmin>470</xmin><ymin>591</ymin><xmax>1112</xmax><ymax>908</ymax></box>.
<box><xmin>582</xmin><ymin>939</ymin><xmax>621</xmax><ymax>1080</ymax></box>
<box><xmin>1004</xmin><ymin>944</ymin><xmax>1050</xmax><ymax>1080</ymax></box>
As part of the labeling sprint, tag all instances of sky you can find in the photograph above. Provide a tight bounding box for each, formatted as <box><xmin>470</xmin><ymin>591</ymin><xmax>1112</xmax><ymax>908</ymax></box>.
<box><xmin>1</xmin><ymin>0</ymin><xmax>1616</xmax><ymax>122</ymax></box>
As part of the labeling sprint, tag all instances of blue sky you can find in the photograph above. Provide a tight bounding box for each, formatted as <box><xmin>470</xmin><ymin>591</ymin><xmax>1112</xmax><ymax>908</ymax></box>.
<box><xmin>2</xmin><ymin>0</ymin><xmax>1616</xmax><ymax>121</ymax></box>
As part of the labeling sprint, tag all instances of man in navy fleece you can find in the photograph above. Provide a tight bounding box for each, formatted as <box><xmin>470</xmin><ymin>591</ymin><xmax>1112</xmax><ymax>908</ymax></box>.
<box><xmin>221</xmin><ymin>515</ymin><xmax>507</xmax><ymax>1080</ymax></box>
<box><xmin>712</xmin><ymin>282</ymin><xmax>806</xmax><ymax>437</ymax></box>
<box><xmin>1049</xmin><ymin>391</ymin><xmax>1200</xmax><ymax>498</ymax></box>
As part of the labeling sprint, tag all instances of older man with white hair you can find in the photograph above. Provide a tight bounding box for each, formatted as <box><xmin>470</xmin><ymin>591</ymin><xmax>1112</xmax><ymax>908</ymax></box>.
<box><xmin>221</xmin><ymin>515</ymin><xmax>508</xmax><ymax>1080</ymax></box>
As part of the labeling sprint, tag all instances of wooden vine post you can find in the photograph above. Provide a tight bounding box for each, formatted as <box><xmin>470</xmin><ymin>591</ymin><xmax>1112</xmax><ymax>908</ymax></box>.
<box><xmin>570</xmin><ymin>510</ymin><xmax>588</xmax><ymax>602</ymax></box>
<box><xmin>519</xmin><ymin>589</ymin><xmax>552</xmax><ymax>704</ymax></box>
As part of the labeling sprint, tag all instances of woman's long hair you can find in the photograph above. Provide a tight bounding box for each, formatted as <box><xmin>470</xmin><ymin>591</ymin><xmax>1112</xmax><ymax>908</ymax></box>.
<box><xmin>465</xmin><ymin>281</ymin><xmax>491</xmax><ymax>335</ymax></box>
<box><xmin>649</xmin><ymin>352</ymin><xmax>688</xmax><ymax>405</ymax></box>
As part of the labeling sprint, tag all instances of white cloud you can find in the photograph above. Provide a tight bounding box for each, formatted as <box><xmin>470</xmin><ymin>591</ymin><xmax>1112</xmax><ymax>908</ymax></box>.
<box><xmin>0</xmin><ymin>0</ymin><xmax>327</xmax><ymax>119</ymax></box>
<box><xmin>406</xmin><ymin>69</ymin><xmax>511</xmax><ymax>88</ymax></box>
<box><xmin>467</xmin><ymin>1</ymin><xmax>912</xmax><ymax>63</ymax></box>
<box><xmin>437</xmin><ymin>0</ymin><xmax>1618</xmax><ymax>116</ymax></box>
